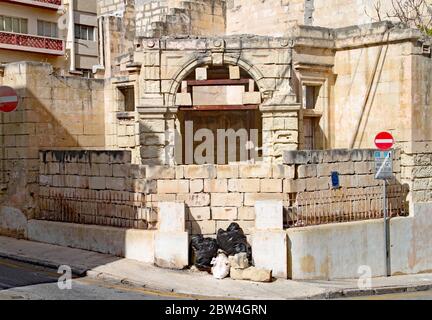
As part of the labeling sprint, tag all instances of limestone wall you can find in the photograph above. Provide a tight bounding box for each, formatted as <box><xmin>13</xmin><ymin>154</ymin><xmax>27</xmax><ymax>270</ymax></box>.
<box><xmin>135</xmin><ymin>0</ymin><xmax>225</xmax><ymax>37</ymax></box>
<box><xmin>226</xmin><ymin>0</ymin><xmax>305</xmax><ymax>36</ymax></box>
<box><xmin>401</xmin><ymin>145</ymin><xmax>432</xmax><ymax>204</ymax></box>
<box><xmin>38</xmin><ymin>150</ymin><xmax>154</xmax><ymax>229</ymax></box>
<box><xmin>0</xmin><ymin>62</ymin><xmax>106</xmax><ymax>216</ymax></box>
<box><xmin>36</xmin><ymin>148</ymin><xmax>407</xmax><ymax>237</ymax></box>
<box><xmin>331</xmin><ymin>32</ymin><xmax>416</xmax><ymax>149</ymax></box>
<box><xmin>283</xmin><ymin>149</ymin><xmax>402</xmax><ymax>193</ymax></box>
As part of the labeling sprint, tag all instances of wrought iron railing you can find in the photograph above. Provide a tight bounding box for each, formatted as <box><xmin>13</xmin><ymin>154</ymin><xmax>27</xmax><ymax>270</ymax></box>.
<box><xmin>287</xmin><ymin>185</ymin><xmax>409</xmax><ymax>228</ymax></box>
<box><xmin>4</xmin><ymin>0</ymin><xmax>62</xmax><ymax>7</ymax></box>
<box><xmin>0</xmin><ymin>31</ymin><xmax>64</xmax><ymax>54</ymax></box>
<box><xmin>38</xmin><ymin>189</ymin><xmax>152</xmax><ymax>229</ymax></box>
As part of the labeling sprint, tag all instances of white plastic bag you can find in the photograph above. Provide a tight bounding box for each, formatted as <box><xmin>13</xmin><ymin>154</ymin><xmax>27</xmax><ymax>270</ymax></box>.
<box><xmin>210</xmin><ymin>250</ymin><xmax>230</xmax><ymax>279</ymax></box>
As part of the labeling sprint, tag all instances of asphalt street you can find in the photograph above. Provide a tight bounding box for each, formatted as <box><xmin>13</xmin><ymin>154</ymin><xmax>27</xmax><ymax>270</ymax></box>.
<box><xmin>0</xmin><ymin>257</ymin><xmax>187</xmax><ymax>300</ymax></box>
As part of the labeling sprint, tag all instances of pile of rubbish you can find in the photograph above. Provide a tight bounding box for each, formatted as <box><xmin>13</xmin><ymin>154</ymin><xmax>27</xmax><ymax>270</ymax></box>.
<box><xmin>190</xmin><ymin>223</ymin><xmax>272</xmax><ymax>282</ymax></box>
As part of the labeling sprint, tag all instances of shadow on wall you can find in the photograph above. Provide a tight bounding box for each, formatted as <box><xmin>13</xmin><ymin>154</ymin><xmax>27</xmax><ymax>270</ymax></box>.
<box><xmin>0</xmin><ymin>75</ymin><xmax>106</xmax><ymax>219</ymax></box>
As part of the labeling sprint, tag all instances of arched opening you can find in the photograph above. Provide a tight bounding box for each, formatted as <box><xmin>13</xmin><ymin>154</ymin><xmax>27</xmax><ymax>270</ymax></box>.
<box><xmin>175</xmin><ymin>65</ymin><xmax>263</xmax><ymax>164</ymax></box>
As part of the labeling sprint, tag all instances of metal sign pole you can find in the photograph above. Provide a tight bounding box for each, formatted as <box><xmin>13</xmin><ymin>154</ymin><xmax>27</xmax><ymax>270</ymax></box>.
<box><xmin>383</xmin><ymin>178</ymin><xmax>390</xmax><ymax>277</ymax></box>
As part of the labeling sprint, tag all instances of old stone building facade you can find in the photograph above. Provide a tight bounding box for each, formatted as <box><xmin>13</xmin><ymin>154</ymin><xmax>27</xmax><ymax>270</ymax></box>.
<box><xmin>1</xmin><ymin>0</ymin><xmax>432</xmax><ymax>280</ymax></box>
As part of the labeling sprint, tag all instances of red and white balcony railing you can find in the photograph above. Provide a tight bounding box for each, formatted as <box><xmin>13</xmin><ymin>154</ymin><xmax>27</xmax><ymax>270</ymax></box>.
<box><xmin>2</xmin><ymin>0</ymin><xmax>62</xmax><ymax>10</ymax></box>
<box><xmin>0</xmin><ymin>31</ymin><xmax>64</xmax><ymax>55</ymax></box>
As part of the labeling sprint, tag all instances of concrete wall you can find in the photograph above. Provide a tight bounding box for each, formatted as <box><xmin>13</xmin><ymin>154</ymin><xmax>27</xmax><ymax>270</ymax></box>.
<box><xmin>27</xmin><ymin>219</ymin><xmax>155</xmax><ymax>263</ymax></box>
<box><xmin>288</xmin><ymin>202</ymin><xmax>432</xmax><ymax>280</ymax></box>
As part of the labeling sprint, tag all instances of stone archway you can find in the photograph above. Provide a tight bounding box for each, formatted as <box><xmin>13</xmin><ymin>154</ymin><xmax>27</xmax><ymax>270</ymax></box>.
<box><xmin>171</xmin><ymin>62</ymin><xmax>265</xmax><ymax>165</ymax></box>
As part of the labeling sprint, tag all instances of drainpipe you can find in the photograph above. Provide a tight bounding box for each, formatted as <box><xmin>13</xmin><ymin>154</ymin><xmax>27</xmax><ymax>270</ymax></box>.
<box><xmin>68</xmin><ymin>0</ymin><xmax>76</xmax><ymax>73</ymax></box>
<box><xmin>98</xmin><ymin>16</ymin><xmax>105</xmax><ymax>69</ymax></box>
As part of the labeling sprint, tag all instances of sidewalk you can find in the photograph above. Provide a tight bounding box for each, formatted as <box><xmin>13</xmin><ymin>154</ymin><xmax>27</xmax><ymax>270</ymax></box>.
<box><xmin>1</xmin><ymin>235</ymin><xmax>432</xmax><ymax>300</ymax></box>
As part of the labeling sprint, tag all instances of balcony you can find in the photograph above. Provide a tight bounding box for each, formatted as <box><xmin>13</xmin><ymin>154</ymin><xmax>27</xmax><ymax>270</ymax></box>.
<box><xmin>0</xmin><ymin>31</ymin><xmax>64</xmax><ymax>55</ymax></box>
<box><xmin>2</xmin><ymin>0</ymin><xmax>62</xmax><ymax>10</ymax></box>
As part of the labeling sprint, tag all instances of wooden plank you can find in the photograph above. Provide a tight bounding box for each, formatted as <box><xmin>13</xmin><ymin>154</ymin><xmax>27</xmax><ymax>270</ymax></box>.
<box><xmin>178</xmin><ymin>105</ymin><xmax>259</xmax><ymax>111</ymax></box>
<box><xmin>186</xmin><ymin>79</ymin><xmax>251</xmax><ymax>86</ymax></box>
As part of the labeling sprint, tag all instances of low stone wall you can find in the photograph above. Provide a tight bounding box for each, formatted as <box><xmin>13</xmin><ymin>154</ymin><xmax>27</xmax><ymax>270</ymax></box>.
<box><xmin>37</xmin><ymin>148</ymin><xmax>407</xmax><ymax>237</ymax></box>
<box><xmin>38</xmin><ymin>149</ymin><xmax>296</xmax><ymax>235</ymax></box>
<box><xmin>38</xmin><ymin>150</ymin><xmax>156</xmax><ymax>230</ymax></box>
<box><xmin>283</xmin><ymin>149</ymin><xmax>402</xmax><ymax>193</ymax></box>
<box><xmin>147</xmin><ymin>163</ymin><xmax>295</xmax><ymax>235</ymax></box>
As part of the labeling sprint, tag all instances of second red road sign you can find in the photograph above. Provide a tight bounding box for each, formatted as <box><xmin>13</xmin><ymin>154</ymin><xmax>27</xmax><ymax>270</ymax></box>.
<box><xmin>374</xmin><ymin>132</ymin><xmax>394</xmax><ymax>151</ymax></box>
<box><xmin>0</xmin><ymin>86</ymin><xmax>19</xmax><ymax>113</ymax></box>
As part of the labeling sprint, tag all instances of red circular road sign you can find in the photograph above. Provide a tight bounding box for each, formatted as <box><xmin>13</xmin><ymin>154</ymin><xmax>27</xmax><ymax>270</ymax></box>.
<box><xmin>0</xmin><ymin>86</ymin><xmax>19</xmax><ymax>113</ymax></box>
<box><xmin>375</xmin><ymin>132</ymin><xmax>394</xmax><ymax>150</ymax></box>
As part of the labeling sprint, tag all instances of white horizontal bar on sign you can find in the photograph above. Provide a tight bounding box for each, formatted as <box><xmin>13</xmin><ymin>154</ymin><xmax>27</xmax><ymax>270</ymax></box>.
<box><xmin>375</xmin><ymin>139</ymin><xmax>393</xmax><ymax>143</ymax></box>
<box><xmin>0</xmin><ymin>96</ymin><xmax>18</xmax><ymax>103</ymax></box>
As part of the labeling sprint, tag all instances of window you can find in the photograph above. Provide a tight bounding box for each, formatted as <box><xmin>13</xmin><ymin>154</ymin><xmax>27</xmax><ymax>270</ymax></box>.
<box><xmin>118</xmin><ymin>86</ymin><xmax>135</xmax><ymax>112</ymax></box>
<box><xmin>303</xmin><ymin>85</ymin><xmax>321</xmax><ymax>109</ymax></box>
<box><xmin>77</xmin><ymin>69</ymin><xmax>93</xmax><ymax>79</ymax></box>
<box><xmin>75</xmin><ymin>24</ymin><xmax>95</xmax><ymax>41</ymax></box>
<box><xmin>0</xmin><ymin>16</ymin><xmax>28</xmax><ymax>34</ymax></box>
<box><xmin>37</xmin><ymin>20</ymin><xmax>58</xmax><ymax>38</ymax></box>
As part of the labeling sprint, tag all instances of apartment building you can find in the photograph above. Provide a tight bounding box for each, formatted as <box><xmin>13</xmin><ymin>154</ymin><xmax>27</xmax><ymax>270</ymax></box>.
<box><xmin>0</xmin><ymin>0</ymin><xmax>99</xmax><ymax>77</ymax></box>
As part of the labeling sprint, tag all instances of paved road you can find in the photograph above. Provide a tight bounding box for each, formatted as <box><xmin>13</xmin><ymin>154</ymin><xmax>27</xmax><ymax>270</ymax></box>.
<box><xmin>0</xmin><ymin>257</ymin><xmax>188</xmax><ymax>300</ymax></box>
<box><xmin>345</xmin><ymin>290</ymin><xmax>432</xmax><ymax>300</ymax></box>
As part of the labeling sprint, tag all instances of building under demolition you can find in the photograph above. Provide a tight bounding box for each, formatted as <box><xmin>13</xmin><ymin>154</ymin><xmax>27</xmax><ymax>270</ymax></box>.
<box><xmin>0</xmin><ymin>0</ymin><xmax>432</xmax><ymax>280</ymax></box>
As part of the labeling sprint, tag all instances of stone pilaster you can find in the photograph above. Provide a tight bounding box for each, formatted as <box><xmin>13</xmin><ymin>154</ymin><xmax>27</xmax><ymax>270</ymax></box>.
<box><xmin>260</xmin><ymin>105</ymin><xmax>301</xmax><ymax>163</ymax></box>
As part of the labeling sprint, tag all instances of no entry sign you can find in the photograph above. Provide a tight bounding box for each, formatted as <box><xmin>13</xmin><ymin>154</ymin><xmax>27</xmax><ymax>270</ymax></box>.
<box><xmin>374</xmin><ymin>132</ymin><xmax>394</xmax><ymax>151</ymax></box>
<box><xmin>0</xmin><ymin>86</ymin><xmax>18</xmax><ymax>113</ymax></box>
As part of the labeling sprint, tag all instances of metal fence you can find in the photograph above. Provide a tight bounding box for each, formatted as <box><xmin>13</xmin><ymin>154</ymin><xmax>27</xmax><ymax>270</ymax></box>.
<box><xmin>287</xmin><ymin>184</ymin><xmax>409</xmax><ymax>228</ymax></box>
<box><xmin>38</xmin><ymin>189</ymin><xmax>150</xmax><ymax>229</ymax></box>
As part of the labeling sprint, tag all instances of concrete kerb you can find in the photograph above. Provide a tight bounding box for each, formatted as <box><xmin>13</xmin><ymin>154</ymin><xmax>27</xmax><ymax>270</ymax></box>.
<box><xmin>0</xmin><ymin>251</ymin><xmax>88</xmax><ymax>276</ymax></box>
<box><xmin>3</xmin><ymin>246</ymin><xmax>432</xmax><ymax>299</ymax></box>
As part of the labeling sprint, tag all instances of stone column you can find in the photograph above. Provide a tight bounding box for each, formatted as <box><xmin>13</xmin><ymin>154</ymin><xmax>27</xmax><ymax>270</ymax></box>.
<box><xmin>260</xmin><ymin>105</ymin><xmax>301</xmax><ymax>163</ymax></box>
<box><xmin>138</xmin><ymin>107</ymin><xmax>169</xmax><ymax>165</ymax></box>
<box><xmin>154</xmin><ymin>202</ymin><xmax>189</xmax><ymax>269</ymax></box>
<box><xmin>251</xmin><ymin>200</ymin><xmax>288</xmax><ymax>279</ymax></box>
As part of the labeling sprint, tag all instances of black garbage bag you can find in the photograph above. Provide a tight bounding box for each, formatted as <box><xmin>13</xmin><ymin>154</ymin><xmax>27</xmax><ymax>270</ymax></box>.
<box><xmin>190</xmin><ymin>235</ymin><xmax>219</xmax><ymax>269</ymax></box>
<box><xmin>216</xmin><ymin>223</ymin><xmax>252</xmax><ymax>261</ymax></box>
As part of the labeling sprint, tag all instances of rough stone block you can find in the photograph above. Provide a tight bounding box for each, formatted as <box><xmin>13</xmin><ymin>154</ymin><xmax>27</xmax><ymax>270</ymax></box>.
<box><xmin>229</xmin><ymin>66</ymin><xmax>240</xmax><ymax>80</ymax></box>
<box><xmin>89</xmin><ymin>177</ymin><xmax>106</xmax><ymax>190</ymax></box>
<box><xmin>252</xmin><ymin>230</ymin><xmax>287</xmax><ymax>278</ymax></box>
<box><xmin>154</xmin><ymin>232</ymin><xmax>189</xmax><ymax>269</ymax></box>
<box><xmin>157</xmin><ymin>180</ymin><xmax>189</xmax><ymax>194</ymax></box>
<box><xmin>177</xmin><ymin>193</ymin><xmax>211</xmax><ymax>207</ymax></box>
<box><xmin>217</xmin><ymin>165</ymin><xmax>239</xmax><ymax>178</ymax></box>
<box><xmin>228</xmin><ymin>179</ymin><xmax>260</xmax><ymax>192</ymax></box>
<box><xmin>184</xmin><ymin>165</ymin><xmax>216</xmax><ymax>179</ymax></box>
<box><xmin>239</xmin><ymin>164</ymin><xmax>272</xmax><ymax>178</ymax></box>
<box><xmin>211</xmin><ymin>193</ymin><xmax>243</xmax><ymax>207</ymax></box>
<box><xmin>190</xmin><ymin>220</ymin><xmax>216</xmax><ymax>235</ymax></box>
<box><xmin>260</xmin><ymin>179</ymin><xmax>283</xmax><ymax>193</ymax></box>
<box><xmin>230</xmin><ymin>267</ymin><xmax>272</xmax><ymax>282</ymax></box>
<box><xmin>175</xmin><ymin>93</ymin><xmax>192</xmax><ymax>106</ymax></box>
<box><xmin>190</xmin><ymin>179</ymin><xmax>204</xmax><ymax>193</ymax></box>
<box><xmin>244</xmin><ymin>193</ymin><xmax>284</xmax><ymax>206</ymax></box>
<box><xmin>195</xmin><ymin>67</ymin><xmax>207</xmax><ymax>80</ymax></box>
<box><xmin>242</xmin><ymin>92</ymin><xmax>261</xmax><ymax>104</ymax></box>
<box><xmin>212</xmin><ymin>207</ymin><xmax>238</xmax><ymax>220</ymax></box>
<box><xmin>158</xmin><ymin>202</ymin><xmax>186</xmax><ymax>232</ymax></box>
<box><xmin>187</xmin><ymin>207</ymin><xmax>211</xmax><ymax>221</ymax></box>
<box><xmin>145</xmin><ymin>166</ymin><xmax>175</xmax><ymax>179</ymax></box>
<box><xmin>228</xmin><ymin>253</ymin><xmax>249</xmax><ymax>269</ymax></box>
<box><xmin>238</xmin><ymin>207</ymin><xmax>255</xmax><ymax>220</ymax></box>
<box><xmin>204</xmin><ymin>179</ymin><xmax>228</xmax><ymax>193</ymax></box>
<box><xmin>255</xmin><ymin>201</ymin><xmax>283</xmax><ymax>230</ymax></box>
